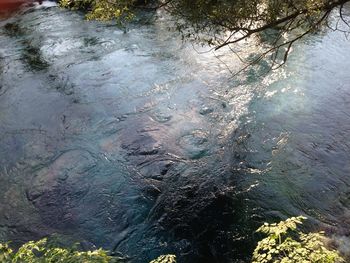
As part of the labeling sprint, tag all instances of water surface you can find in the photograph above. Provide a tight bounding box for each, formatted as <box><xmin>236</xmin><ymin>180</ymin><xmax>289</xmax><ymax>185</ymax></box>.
<box><xmin>0</xmin><ymin>2</ymin><xmax>350</xmax><ymax>262</ymax></box>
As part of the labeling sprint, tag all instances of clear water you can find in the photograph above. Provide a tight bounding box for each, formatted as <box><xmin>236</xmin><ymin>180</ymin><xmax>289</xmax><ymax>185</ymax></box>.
<box><xmin>0</xmin><ymin>2</ymin><xmax>350</xmax><ymax>262</ymax></box>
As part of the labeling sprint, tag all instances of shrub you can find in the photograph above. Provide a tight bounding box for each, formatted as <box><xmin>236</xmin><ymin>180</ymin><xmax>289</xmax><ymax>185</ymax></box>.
<box><xmin>0</xmin><ymin>238</ymin><xmax>176</xmax><ymax>263</ymax></box>
<box><xmin>0</xmin><ymin>238</ymin><xmax>113</xmax><ymax>263</ymax></box>
<box><xmin>149</xmin><ymin>254</ymin><xmax>176</xmax><ymax>263</ymax></box>
<box><xmin>59</xmin><ymin>0</ymin><xmax>134</xmax><ymax>21</ymax></box>
<box><xmin>252</xmin><ymin>216</ymin><xmax>344</xmax><ymax>263</ymax></box>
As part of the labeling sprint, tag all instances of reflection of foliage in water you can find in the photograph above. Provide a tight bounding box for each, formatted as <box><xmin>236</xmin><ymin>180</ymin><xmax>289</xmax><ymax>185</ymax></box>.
<box><xmin>3</xmin><ymin>22</ymin><xmax>49</xmax><ymax>71</ymax></box>
<box><xmin>3</xmin><ymin>23</ymin><xmax>24</xmax><ymax>37</ymax></box>
<box><xmin>0</xmin><ymin>55</ymin><xmax>4</xmax><ymax>95</ymax></box>
<box><xmin>21</xmin><ymin>40</ymin><xmax>50</xmax><ymax>71</ymax></box>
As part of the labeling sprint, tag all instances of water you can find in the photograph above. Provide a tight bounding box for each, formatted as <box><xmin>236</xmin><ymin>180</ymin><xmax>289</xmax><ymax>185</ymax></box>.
<box><xmin>0</xmin><ymin>2</ymin><xmax>350</xmax><ymax>262</ymax></box>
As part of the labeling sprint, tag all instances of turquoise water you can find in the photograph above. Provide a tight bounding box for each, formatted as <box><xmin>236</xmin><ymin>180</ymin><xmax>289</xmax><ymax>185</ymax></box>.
<box><xmin>0</xmin><ymin>2</ymin><xmax>350</xmax><ymax>262</ymax></box>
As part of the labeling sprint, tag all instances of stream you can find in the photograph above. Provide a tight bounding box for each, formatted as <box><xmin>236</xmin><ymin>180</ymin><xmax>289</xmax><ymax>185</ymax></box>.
<box><xmin>0</xmin><ymin>2</ymin><xmax>350</xmax><ymax>262</ymax></box>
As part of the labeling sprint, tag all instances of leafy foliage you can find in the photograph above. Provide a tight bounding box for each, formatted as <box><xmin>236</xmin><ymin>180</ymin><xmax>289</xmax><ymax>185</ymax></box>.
<box><xmin>0</xmin><ymin>221</ymin><xmax>344</xmax><ymax>263</ymax></box>
<box><xmin>59</xmin><ymin>0</ymin><xmax>135</xmax><ymax>21</ymax></box>
<box><xmin>0</xmin><ymin>238</ymin><xmax>113</xmax><ymax>263</ymax></box>
<box><xmin>149</xmin><ymin>254</ymin><xmax>176</xmax><ymax>263</ymax></box>
<box><xmin>0</xmin><ymin>238</ymin><xmax>177</xmax><ymax>263</ymax></box>
<box><xmin>252</xmin><ymin>216</ymin><xmax>345</xmax><ymax>263</ymax></box>
<box><xmin>59</xmin><ymin>0</ymin><xmax>350</xmax><ymax>72</ymax></box>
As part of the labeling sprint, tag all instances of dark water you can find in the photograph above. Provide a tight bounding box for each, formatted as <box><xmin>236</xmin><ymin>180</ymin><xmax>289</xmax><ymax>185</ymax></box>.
<box><xmin>0</xmin><ymin>2</ymin><xmax>350</xmax><ymax>262</ymax></box>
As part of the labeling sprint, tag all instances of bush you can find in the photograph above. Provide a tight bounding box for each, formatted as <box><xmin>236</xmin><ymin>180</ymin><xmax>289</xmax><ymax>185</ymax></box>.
<box><xmin>0</xmin><ymin>238</ymin><xmax>113</xmax><ymax>263</ymax></box>
<box><xmin>1</xmin><ymin>216</ymin><xmax>343</xmax><ymax>263</ymax></box>
<box><xmin>59</xmin><ymin>0</ymin><xmax>134</xmax><ymax>21</ymax></box>
<box><xmin>0</xmin><ymin>238</ymin><xmax>176</xmax><ymax>263</ymax></box>
<box><xmin>149</xmin><ymin>254</ymin><xmax>176</xmax><ymax>263</ymax></box>
<box><xmin>252</xmin><ymin>216</ymin><xmax>344</xmax><ymax>263</ymax></box>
